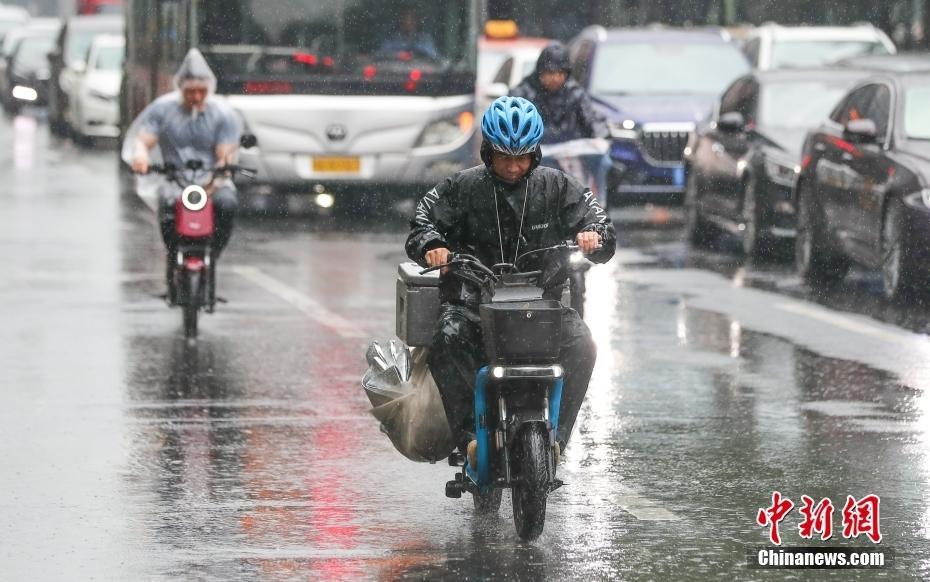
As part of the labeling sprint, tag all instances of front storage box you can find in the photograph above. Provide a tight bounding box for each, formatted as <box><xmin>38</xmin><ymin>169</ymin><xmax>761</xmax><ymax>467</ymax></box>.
<box><xmin>396</xmin><ymin>262</ymin><xmax>440</xmax><ymax>347</ymax></box>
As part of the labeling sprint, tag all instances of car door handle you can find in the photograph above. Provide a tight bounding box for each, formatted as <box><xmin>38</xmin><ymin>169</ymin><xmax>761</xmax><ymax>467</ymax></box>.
<box><xmin>813</xmin><ymin>143</ymin><xmax>826</xmax><ymax>152</ymax></box>
<box><xmin>841</xmin><ymin>152</ymin><xmax>853</xmax><ymax>162</ymax></box>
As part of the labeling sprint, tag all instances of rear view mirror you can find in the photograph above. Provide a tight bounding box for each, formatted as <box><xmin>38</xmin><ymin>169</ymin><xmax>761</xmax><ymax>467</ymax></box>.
<box><xmin>717</xmin><ymin>111</ymin><xmax>746</xmax><ymax>133</ymax></box>
<box><xmin>240</xmin><ymin>133</ymin><xmax>257</xmax><ymax>149</ymax></box>
<box><xmin>844</xmin><ymin>118</ymin><xmax>879</xmax><ymax>144</ymax></box>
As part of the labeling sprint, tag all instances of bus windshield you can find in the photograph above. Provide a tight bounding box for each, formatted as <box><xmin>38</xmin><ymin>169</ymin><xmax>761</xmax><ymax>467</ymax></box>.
<box><xmin>196</xmin><ymin>0</ymin><xmax>475</xmax><ymax>96</ymax></box>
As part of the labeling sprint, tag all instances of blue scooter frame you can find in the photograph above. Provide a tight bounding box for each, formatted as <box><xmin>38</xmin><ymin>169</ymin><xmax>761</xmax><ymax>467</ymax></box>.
<box><xmin>464</xmin><ymin>366</ymin><xmax>565</xmax><ymax>494</ymax></box>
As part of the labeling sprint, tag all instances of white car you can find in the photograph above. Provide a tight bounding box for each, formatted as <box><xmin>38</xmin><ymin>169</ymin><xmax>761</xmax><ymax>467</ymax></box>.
<box><xmin>68</xmin><ymin>34</ymin><xmax>122</xmax><ymax>139</ymax></box>
<box><xmin>742</xmin><ymin>24</ymin><xmax>896</xmax><ymax>70</ymax></box>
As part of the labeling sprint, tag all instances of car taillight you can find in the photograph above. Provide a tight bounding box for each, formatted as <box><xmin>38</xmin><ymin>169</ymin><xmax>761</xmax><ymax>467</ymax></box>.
<box><xmin>293</xmin><ymin>52</ymin><xmax>318</xmax><ymax>66</ymax></box>
<box><xmin>244</xmin><ymin>81</ymin><xmax>293</xmax><ymax>94</ymax></box>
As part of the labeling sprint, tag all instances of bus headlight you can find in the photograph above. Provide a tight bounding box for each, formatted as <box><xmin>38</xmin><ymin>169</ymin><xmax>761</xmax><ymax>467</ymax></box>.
<box><xmin>416</xmin><ymin>111</ymin><xmax>474</xmax><ymax>148</ymax></box>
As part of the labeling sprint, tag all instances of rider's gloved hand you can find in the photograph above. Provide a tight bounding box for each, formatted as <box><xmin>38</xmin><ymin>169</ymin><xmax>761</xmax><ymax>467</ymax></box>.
<box><xmin>576</xmin><ymin>231</ymin><xmax>602</xmax><ymax>254</ymax></box>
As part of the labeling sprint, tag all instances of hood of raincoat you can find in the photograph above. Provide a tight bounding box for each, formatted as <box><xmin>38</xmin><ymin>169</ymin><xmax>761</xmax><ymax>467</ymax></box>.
<box><xmin>535</xmin><ymin>42</ymin><xmax>571</xmax><ymax>74</ymax></box>
<box><xmin>173</xmin><ymin>48</ymin><xmax>217</xmax><ymax>94</ymax></box>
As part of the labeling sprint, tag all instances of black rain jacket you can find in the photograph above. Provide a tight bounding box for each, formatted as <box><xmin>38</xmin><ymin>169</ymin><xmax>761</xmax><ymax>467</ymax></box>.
<box><xmin>406</xmin><ymin>165</ymin><xmax>616</xmax><ymax>307</ymax></box>
<box><xmin>510</xmin><ymin>45</ymin><xmax>609</xmax><ymax>144</ymax></box>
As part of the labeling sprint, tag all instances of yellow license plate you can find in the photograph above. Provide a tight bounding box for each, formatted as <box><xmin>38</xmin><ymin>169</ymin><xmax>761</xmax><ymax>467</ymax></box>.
<box><xmin>312</xmin><ymin>157</ymin><xmax>361</xmax><ymax>173</ymax></box>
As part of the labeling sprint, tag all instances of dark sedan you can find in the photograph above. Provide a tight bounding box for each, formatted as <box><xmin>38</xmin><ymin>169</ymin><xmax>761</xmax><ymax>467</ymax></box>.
<box><xmin>795</xmin><ymin>71</ymin><xmax>930</xmax><ymax>299</ymax></box>
<box><xmin>4</xmin><ymin>33</ymin><xmax>56</xmax><ymax>113</ymax></box>
<box><xmin>684</xmin><ymin>69</ymin><xmax>868</xmax><ymax>257</ymax></box>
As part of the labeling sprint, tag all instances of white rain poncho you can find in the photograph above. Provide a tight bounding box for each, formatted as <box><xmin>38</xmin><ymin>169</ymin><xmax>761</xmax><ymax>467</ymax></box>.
<box><xmin>121</xmin><ymin>48</ymin><xmax>241</xmax><ymax>201</ymax></box>
<box><xmin>362</xmin><ymin>341</ymin><xmax>454</xmax><ymax>463</ymax></box>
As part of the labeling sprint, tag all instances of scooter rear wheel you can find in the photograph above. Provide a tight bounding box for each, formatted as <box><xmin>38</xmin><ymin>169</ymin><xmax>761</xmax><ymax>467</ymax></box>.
<box><xmin>511</xmin><ymin>423</ymin><xmax>550</xmax><ymax>540</ymax></box>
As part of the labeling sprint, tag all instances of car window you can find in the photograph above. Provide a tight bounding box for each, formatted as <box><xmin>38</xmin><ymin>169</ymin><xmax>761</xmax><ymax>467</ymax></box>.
<box><xmin>91</xmin><ymin>43</ymin><xmax>123</xmax><ymax>71</ymax></box>
<box><xmin>477</xmin><ymin>50</ymin><xmax>508</xmax><ymax>85</ymax></box>
<box><xmin>570</xmin><ymin>40</ymin><xmax>592</xmax><ymax>85</ymax></box>
<box><xmin>862</xmin><ymin>84</ymin><xmax>891</xmax><ymax>138</ymax></box>
<box><xmin>13</xmin><ymin>35</ymin><xmax>55</xmax><ymax>70</ymax></box>
<box><xmin>66</xmin><ymin>28</ymin><xmax>118</xmax><ymax>65</ymax></box>
<box><xmin>904</xmin><ymin>86</ymin><xmax>930</xmax><ymax>140</ymax></box>
<box><xmin>759</xmin><ymin>80</ymin><xmax>859</xmax><ymax>129</ymax></box>
<box><xmin>718</xmin><ymin>77</ymin><xmax>757</xmax><ymax>124</ymax></box>
<box><xmin>834</xmin><ymin>85</ymin><xmax>878</xmax><ymax>126</ymax></box>
<box><xmin>591</xmin><ymin>42</ymin><xmax>750</xmax><ymax>95</ymax></box>
<box><xmin>492</xmin><ymin>57</ymin><xmax>512</xmax><ymax>85</ymax></box>
<box><xmin>519</xmin><ymin>59</ymin><xmax>535</xmax><ymax>81</ymax></box>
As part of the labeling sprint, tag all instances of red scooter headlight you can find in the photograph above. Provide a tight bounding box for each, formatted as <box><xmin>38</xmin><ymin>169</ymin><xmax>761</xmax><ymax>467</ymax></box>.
<box><xmin>181</xmin><ymin>185</ymin><xmax>208</xmax><ymax>211</ymax></box>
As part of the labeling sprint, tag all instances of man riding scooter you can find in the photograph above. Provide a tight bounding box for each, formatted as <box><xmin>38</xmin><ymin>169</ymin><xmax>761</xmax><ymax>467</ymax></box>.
<box><xmin>511</xmin><ymin>42</ymin><xmax>609</xmax><ymax>146</ymax></box>
<box><xmin>512</xmin><ymin>43</ymin><xmax>613</xmax><ymax>316</ymax></box>
<box><xmin>406</xmin><ymin>96</ymin><xmax>616</xmax><ymax>469</ymax></box>
<box><xmin>129</xmin><ymin>48</ymin><xmax>242</xmax><ymax>302</ymax></box>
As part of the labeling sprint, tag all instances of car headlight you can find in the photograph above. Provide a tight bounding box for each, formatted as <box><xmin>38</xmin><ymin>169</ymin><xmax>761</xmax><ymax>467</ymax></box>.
<box><xmin>764</xmin><ymin>157</ymin><xmax>801</xmax><ymax>188</ymax></box>
<box><xmin>608</xmin><ymin>119</ymin><xmax>639</xmax><ymax>140</ymax></box>
<box><xmin>415</xmin><ymin>111</ymin><xmax>474</xmax><ymax>148</ymax></box>
<box><xmin>920</xmin><ymin>189</ymin><xmax>930</xmax><ymax>208</ymax></box>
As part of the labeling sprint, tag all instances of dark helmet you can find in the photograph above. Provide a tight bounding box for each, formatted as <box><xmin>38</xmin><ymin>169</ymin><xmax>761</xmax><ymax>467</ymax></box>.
<box><xmin>535</xmin><ymin>42</ymin><xmax>571</xmax><ymax>75</ymax></box>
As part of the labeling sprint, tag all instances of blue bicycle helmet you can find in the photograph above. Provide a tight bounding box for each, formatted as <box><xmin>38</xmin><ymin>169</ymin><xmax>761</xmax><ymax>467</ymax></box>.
<box><xmin>481</xmin><ymin>96</ymin><xmax>545</xmax><ymax>155</ymax></box>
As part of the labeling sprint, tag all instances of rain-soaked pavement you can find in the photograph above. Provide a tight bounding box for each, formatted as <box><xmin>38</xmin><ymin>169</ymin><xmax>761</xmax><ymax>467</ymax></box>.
<box><xmin>2</xmin><ymin>109</ymin><xmax>930</xmax><ymax>581</ymax></box>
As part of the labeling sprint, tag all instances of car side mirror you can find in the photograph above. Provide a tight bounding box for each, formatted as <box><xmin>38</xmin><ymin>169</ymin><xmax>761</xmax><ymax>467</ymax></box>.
<box><xmin>484</xmin><ymin>82</ymin><xmax>509</xmax><ymax>100</ymax></box>
<box><xmin>240</xmin><ymin>133</ymin><xmax>257</xmax><ymax>149</ymax></box>
<box><xmin>717</xmin><ymin>111</ymin><xmax>746</xmax><ymax>133</ymax></box>
<box><xmin>73</xmin><ymin>60</ymin><xmax>86</xmax><ymax>74</ymax></box>
<box><xmin>844</xmin><ymin>118</ymin><xmax>879</xmax><ymax>144</ymax></box>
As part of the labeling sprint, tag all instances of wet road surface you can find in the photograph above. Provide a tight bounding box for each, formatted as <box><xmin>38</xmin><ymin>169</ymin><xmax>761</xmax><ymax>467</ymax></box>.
<box><xmin>1</xmin><ymin>110</ymin><xmax>929</xmax><ymax>580</ymax></box>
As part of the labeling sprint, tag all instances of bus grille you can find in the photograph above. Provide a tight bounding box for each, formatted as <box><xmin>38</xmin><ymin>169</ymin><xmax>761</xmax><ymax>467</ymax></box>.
<box><xmin>641</xmin><ymin>130</ymin><xmax>690</xmax><ymax>163</ymax></box>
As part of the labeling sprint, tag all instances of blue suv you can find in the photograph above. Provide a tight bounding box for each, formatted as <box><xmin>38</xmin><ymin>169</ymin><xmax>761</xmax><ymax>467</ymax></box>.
<box><xmin>568</xmin><ymin>27</ymin><xmax>750</xmax><ymax>204</ymax></box>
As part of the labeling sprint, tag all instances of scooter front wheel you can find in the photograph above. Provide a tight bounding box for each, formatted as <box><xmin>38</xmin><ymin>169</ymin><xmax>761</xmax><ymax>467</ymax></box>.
<box><xmin>182</xmin><ymin>271</ymin><xmax>201</xmax><ymax>339</ymax></box>
<box><xmin>511</xmin><ymin>423</ymin><xmax>550</xmax><ymax>540</ymax></box>
<box><xmin>472</xmin><ymin>487</ymin><xmax>502</xmax><ymax>514</ymax></box>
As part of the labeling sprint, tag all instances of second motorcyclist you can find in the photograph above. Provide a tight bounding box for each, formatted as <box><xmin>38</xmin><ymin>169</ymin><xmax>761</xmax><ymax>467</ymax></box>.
<box><xmin>129</xmin><ymin>48</ymin><xmax>242</xmax><ymax>301</ymax></box>
<box><xmin>510</xmin><ymin>42</ymin><xmax>609</xmax><ymax>144</ymax></box>
<box><xmin>406</xmin><ymin>96</ymin><xmax>616</xmax><ymax>469</ymax></box>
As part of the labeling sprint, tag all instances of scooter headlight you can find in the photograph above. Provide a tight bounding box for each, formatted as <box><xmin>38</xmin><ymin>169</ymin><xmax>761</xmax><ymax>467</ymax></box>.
<box><xmin>181</xmin><ymin>185</ymin><xmax>208</xmax><ymax>211</ymax></box>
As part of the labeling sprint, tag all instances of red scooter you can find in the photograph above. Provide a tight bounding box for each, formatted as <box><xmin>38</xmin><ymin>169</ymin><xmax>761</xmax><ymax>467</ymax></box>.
<box><xmin>146</xmin><ymin>161</ymin><xmax>254</xmax><ymax>339</ymax></box>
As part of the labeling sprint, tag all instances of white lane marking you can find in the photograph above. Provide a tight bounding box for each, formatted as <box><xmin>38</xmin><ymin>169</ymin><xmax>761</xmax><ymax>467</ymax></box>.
<box><xmin>2</xmin><ymin>271</ymin><xmax>162</xmax><ymax>283</ymax></box>
<box><xmin>775</xmin><ymin>301</ymin><xmax>927</xmax><ymax>347</ymax></box>
<box><xmin>232</xmin><ymin>265</ymin><xmax>367</xmax><ymax>338</ymax></box>
<box><xmin>616</xmin><ymin>491</ymin><xmax>680</xmax><ymax>521</ymax></box>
